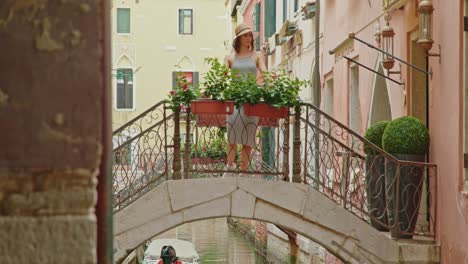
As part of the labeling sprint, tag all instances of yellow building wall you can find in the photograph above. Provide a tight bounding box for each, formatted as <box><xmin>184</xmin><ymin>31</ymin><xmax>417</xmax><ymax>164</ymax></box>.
<box><xmin>111</xmin><ymin>0</ymin><xmax>231</xmax><ymax>129</ymax></box>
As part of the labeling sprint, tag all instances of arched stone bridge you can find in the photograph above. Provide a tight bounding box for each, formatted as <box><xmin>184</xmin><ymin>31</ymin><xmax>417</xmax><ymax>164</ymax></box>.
<box><xmin>114</xmin><ymin>177</ymin><xmax>439</xmax><ymax>264</ymax></box>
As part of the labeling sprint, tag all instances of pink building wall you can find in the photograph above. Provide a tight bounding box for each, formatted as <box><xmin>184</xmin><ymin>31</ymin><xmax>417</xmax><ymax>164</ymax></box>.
<box><xmin>242</xmin><ymin>0</ymin><xmax>468</xmax><ymax>262</ymax></box>
<box><xmin>323</xmin><ymin>0</ymin><xmax>468</xmax><ymax>262</ymax></box>
<box><xmin>431</xmin><ymin>0</ymin><xmax>468</xmax><ymax>262</ymax></box>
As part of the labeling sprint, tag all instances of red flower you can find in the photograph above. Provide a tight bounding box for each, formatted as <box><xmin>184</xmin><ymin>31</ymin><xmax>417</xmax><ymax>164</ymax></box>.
<box><xmin>170</xmin><ymin>90</ymin><xmax>176</xmax><ymax>95</ymax></box>
<box><xmin>183</xmin><ymin>84</ymin><xmax>188</xmax><ymax>91</ymax></box>
<box><xmin>181</xmin><ymin>104</ymin><xmax>186</xmax><ymax>111</ymax></box>
<box><xmin>202</xmin><ymin>147</ymin><xmax>207</xmax><ymax>152</ymax></box>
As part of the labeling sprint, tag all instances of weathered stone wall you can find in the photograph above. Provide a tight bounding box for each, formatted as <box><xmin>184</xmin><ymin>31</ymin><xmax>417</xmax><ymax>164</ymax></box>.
<box><xmin>0</xmin><ymin>0</ymin><xmax>105</xmax><ymax>263</ymax></box>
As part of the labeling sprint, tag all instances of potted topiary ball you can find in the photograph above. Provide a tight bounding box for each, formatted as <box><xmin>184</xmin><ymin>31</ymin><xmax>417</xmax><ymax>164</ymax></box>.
<box><xmin>364</xmin><ymin>120</ymin><xmax>390</xmax><ymax>231</ymax></box>
<box><xmin>382</xmin><ymin>116</ymin><xmax>429</xmax><ymax>238</ymax></box>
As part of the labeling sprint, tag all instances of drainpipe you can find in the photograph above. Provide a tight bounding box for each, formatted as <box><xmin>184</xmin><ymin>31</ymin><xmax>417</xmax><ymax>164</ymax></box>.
<box><xmin>313</xmin><ymin>0</ymin><xmax>321</xmax><ymax>107</ymax></box>
<box><xmin>313</xmin><ymin>0</ymin><xmax>321</xmax><ymax>189</ymax></box>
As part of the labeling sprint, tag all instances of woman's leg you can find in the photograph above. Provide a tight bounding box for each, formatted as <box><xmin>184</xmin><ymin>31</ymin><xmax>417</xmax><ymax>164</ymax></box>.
<box><xmin>239</xmin><ymin>145</ymin><xmax>252</xmax><ymax>171</ymax></box>
<box><xmin>226</xmin><ymin>144</ymin><xmax>237</xmax><ymax>168</ymax></box>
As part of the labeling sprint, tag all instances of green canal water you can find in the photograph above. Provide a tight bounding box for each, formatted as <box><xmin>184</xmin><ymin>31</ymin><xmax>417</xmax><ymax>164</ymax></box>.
<box><xmin>153</xmin><ymin>218</ymin><xmax>267</xmax><ymax>264</ymax></box>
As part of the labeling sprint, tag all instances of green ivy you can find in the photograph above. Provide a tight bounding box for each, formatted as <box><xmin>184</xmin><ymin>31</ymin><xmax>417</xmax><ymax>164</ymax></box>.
<box><xmin>364</xmin><ymin>120</ymin><xmax>389</xmax><ymax>155</ymax></box>
<box><xmin>382</xmin><ymin>116</ymin><xmax>430</xmax><ymax>155</ymax></box>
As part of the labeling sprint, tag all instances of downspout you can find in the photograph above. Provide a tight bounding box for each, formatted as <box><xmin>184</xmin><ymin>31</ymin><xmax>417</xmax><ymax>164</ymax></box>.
<box><xmin>313</xmin><ymin>0</ymin><xmax>321</xmax><ymax>189</ymax></box>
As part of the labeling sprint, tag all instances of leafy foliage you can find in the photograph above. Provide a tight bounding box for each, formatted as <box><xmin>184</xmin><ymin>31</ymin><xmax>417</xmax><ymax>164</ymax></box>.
<box><xmin>364</xmin><ymin>121</ymin><xmax>390</xmax><ymax>155</ymax></box>
<box><xmin>261</xmin><ymin>71</ymin><xmax>310</xmax><ymax>108</ymax></box>
<box><xmin>202</xmin><ymin>58</ymin><xmax>232</xmax><ymax>100</ymax></box>
<box><xmin>382</xmin><ymin>116</ymin><xmax>430</xmax><ymax>155</ymax></box>
<box><xmin>166</xmin><ymin>72</ymin><xmax>200</xmax><ymax>111</ymax></box>
<box><xmin>223</xmin><ymin>73</ymin><xmax>262</xmax><ymax>107</ymax></box>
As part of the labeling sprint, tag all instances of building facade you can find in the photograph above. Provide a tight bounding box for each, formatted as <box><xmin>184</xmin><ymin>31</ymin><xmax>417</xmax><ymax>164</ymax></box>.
<box><xmin>111</xmin><ymin>0</ymin><xmax>230</xmax><ymax>129</ymax></box>
<box><xmin>239</xmin><ymin>0</ymin><xmax>468</xmax><ymax>263</ymax></box>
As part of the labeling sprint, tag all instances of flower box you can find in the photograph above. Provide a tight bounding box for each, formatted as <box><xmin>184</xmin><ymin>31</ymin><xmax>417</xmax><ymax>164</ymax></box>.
<box><xmin>190</xmin><ymin>99</ymin><xmax>235</xmax><ymax>115</ymax></box>
<box><xmin>243</xmin><ymin>103</ymin><xmax>289</xmax><ymax>119</ymax></box>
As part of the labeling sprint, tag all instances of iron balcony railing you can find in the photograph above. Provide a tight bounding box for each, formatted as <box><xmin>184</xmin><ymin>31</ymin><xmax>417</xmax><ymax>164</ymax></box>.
<box><xmin>111</xmin><ymin>100</ymin><xmax>437</xmax><ymax>239</ymax></box>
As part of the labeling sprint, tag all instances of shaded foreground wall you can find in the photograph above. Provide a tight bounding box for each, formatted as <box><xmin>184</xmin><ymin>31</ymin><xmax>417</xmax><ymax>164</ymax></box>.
<box><xmin>0</xmin><ymin>0</ymin><xmax>109</xmax><ymax>263</ymax></box>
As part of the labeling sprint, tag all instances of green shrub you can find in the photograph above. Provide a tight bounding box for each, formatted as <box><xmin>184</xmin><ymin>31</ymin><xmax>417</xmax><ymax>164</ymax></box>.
<box><xmin>364</xmin><ymin>120</ymin><xmax>390</xmax><ymax>155</ymax></box>
<box><xmin>382</xmin><ymin>116</ymin><xmax>429</xmax><ymax>155</ymax></box>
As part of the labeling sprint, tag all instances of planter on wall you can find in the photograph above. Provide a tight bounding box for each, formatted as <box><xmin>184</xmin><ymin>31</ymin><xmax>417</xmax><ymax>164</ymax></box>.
<box><xmin>385</xmin><ymin>154</ymin><xmax>425</xmax><ymax>239</ymax></box>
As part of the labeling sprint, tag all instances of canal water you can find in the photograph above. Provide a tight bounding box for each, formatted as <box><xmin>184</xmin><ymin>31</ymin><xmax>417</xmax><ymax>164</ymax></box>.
<box><xmin>153</xmin><ymin>217</ymin><xmax>267</xmax><ymax>264</ymax></box>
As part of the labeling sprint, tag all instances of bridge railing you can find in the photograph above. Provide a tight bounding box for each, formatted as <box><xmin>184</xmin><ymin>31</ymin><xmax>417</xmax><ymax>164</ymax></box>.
<box><xmin>298</xmin><ymin>102</ymin><xmax>437</xmax><ymax>239</ymax></box>
<box><xmin>111</xmin><ymin>100</ymin><xmax>437</xmax><ymax>239</ymax></box>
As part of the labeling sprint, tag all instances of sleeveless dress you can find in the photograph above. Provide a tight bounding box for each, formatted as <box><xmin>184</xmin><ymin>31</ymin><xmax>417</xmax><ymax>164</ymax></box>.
<box><xmin>227</xmin><ymin>54</ymin><xmax>259</xmax><ymax>147</ymax></box>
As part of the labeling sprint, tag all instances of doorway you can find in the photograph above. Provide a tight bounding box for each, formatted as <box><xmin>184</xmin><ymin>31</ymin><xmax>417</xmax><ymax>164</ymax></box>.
<box><xmin>409</xmin><ymin>30</ymin><xmax>428</xmax><ymax>125</ymax></box>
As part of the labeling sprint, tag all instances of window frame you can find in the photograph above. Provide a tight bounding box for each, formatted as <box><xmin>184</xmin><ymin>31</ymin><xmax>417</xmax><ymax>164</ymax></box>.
<box><xmin>116</xmin><ymin>7</ymin><xmax>131</xmax><ymax>35</ymax></box>
<box><xmin>178</xmin><ymin>8</ymin><xmax>193</xmax><ymax>35</ymax></box>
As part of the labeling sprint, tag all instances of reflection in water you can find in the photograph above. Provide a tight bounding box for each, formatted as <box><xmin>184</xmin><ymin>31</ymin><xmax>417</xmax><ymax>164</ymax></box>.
<box><xmin>154</xmin><ymin>218</ymin><xmax>267</xmax><ymax>264</ymax></box>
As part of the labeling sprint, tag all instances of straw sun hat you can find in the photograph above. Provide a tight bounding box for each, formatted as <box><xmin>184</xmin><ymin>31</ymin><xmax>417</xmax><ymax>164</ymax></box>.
<box><xmin>234</xmin><ymin>23</ymin><xmax>253</xmax><ymax>40</ymax></box>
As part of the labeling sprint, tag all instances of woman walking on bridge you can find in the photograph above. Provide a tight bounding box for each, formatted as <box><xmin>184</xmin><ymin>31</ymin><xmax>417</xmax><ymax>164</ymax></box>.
<box><xmin>224</xmin><ymin>23</ymin><xmax>267</xmax><ymax>175</ymax></box>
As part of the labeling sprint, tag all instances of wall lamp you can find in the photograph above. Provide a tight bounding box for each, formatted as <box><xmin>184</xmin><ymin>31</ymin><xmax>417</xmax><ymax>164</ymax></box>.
<box><xmin>417</xmin><ymin>0</ymin><xmax>441</xmax><ymax>62</ymax></box>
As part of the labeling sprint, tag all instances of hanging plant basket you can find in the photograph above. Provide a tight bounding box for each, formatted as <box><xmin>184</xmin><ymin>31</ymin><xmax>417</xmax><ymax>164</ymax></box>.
<box><xmin>243</xmin><ymin>103</ymin><xmax>289</xmax><ymax>119</ymax></box>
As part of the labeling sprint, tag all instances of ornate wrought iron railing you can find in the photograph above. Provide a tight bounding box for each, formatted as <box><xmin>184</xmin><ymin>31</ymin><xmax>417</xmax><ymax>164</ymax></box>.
<box><xmin>111</xmin><ymin>100</ymin><xmax>437</xmax><ymax>239</ymax></box>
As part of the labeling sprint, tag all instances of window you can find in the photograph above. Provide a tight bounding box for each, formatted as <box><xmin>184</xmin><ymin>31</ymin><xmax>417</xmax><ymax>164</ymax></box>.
<box><xmin>117</xmin><ymin>8</ymin><xmax>130</xmax><ymax>34</ymax></box>
<box><xmin>349</xmin><ymin>65</ymin><xmax>361</xmax><ymax>134</ymax></box>
<box><xmin>116</xmin><ymin>68</ymin><xmax>133</xmax><ymax>109</ymax></box>
<box><xmin>294</xmin><ymin>0</ymin><xmax>299</xmax><ymax>12</ymax></box>
<box><xmin>172</xmin><ymin>71</ymin><xmax>199</xmax><ymax>88</ymax></box>
<box><xmin>178</xmin><ymin>9</ymin><xmax>193</xmax><ymax>35</ymax></box>
<box><xmin>325</xmin><ymin>78</ymin><xmax>334</xmax><ymax>116</ymax></box>
<box><xmin>264</xmin><ymin>0</ymin><xmax>276</xmax><ymax>38</ymax></box>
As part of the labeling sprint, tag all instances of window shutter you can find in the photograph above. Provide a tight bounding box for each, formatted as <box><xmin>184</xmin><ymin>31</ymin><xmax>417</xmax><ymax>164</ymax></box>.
<box><xmin>255</xmin><ymin>35</ymin><xmax>260</xmax><ymax>51</ymax></box>
<box><xmin>124</xmin><ymin>69</ymin><xmax>133</xmax><ymax>109</ymax></box>
<box><xmin>117</xmin><ymin>8</ymin><xmax>130</xmax><ymax>33</ymax></box>
<box><xmin>254</xmin><ymin>3</ymin><xmax>261</xmax><ymax>32</ymax></box>
<box><xmin>117</xmin><ymin>69</ymin><xmax>125</xmax><ymax>108</ymax></box>
<box><xmin>264</xmin><ymin>0</ymin><xmax>276</xmax><ymax>38</ymax></box>
<box><xmin>192</xmin><ymin>72</ymin><xmax>199</xmax><ymax>88</ymax></box>
<box><xmin>178</xmin><ymin>9</ymin><xmax>183</xmax><ymax>34</ymax></box>
<box><xmin>294</xmin><ymin>0</ymin><xmax>298</xmax><ymax>12</ymax></box>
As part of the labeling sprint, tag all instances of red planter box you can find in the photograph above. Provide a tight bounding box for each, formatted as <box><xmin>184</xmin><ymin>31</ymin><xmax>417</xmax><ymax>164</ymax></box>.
<box><xmin>243</xmin><ymin>103</ymin><xmax>288</xmax><ymax>119</ymax></box>
<box><xmin>190</xmin><ymin>99</ymin><xmax>235</xmax><ymax>115</ymax></box>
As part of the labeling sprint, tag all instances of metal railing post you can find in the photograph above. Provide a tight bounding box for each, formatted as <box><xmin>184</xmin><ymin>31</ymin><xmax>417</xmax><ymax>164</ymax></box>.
<box><xmin>283</xmin><ymin>109</ymin><xmax>291</xmax><ymax>181</ymax></box>
<box><xmin>293</xmin><ymin>107</ymin><xmax>301</xmax><ymax>183</ymax></box>
<box><xmin>184</xmin><ymin>108</ymin><xmax>191</xmax><ymax>179</ymax></box>
<box><xmin>173</xmin><ymin>109</ymin><xmax>181</xmax><ymax>180</ymax></box>
<box><xmin>393</xmin><ymin>163</ymin><xmax>401</xmax><ymax>238</ymax></box>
